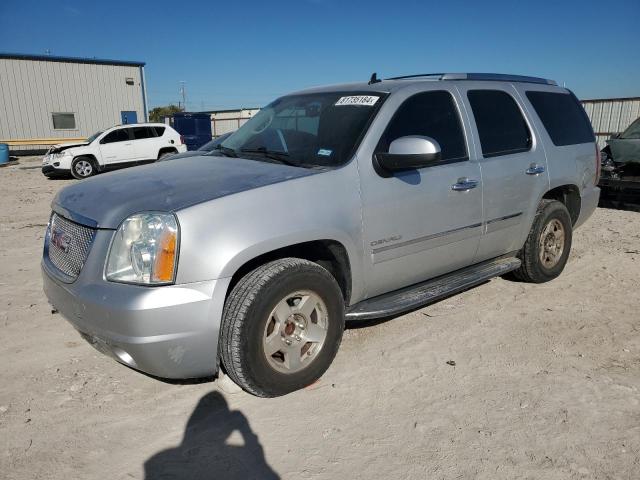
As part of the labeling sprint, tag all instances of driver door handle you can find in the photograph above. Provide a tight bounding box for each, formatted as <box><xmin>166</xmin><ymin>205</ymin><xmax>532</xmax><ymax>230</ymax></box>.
<box><xmin>451</xmin><ymin>177</ymin><xmax>479</xmax><ymax>191</ymax></box>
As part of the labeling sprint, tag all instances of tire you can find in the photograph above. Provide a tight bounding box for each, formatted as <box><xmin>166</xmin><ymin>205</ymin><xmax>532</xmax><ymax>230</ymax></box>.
<box><xmin>220</xmin><ymin>258</ymin><xmax>345</xmax><ymax>397</ymax></box>
<box><xmin>157</xmin><ymin>150</ymin><xmax>175</xmax><ymax>160</ymax></box>
<box><xmin>512</xmin><ymin>199</ymin><xmax>573</xmax><ymax>283</ymax></box>
<box><xmin>71</xmin><ymin>156</ymin><xmax>97</xmax><ymax>179</ymax></box>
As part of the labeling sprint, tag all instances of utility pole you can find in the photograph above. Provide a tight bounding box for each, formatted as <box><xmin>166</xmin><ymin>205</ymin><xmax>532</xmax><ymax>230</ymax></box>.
<box><xmin>179</xmin><ymin>81</ymin><xmax>187</xmax><ymax>112</ymax></box>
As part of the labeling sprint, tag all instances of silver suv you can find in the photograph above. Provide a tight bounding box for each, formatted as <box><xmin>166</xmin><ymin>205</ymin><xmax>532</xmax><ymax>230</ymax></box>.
<box><xmin>42</xmin><ymin>73</ymin><xmax>600</xmax><ymax>397</ymax></box>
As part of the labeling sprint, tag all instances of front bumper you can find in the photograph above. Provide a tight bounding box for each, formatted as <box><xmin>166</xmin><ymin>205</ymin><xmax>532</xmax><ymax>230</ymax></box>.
<box><xmin>42</xmin><ymin>259</ymin><xmax>229</xmax><ymax>379</ymax></box>
<box><xmin>42</xmin><ymin>165</ymin><xmax>70</xmax><ymax>178</ymax></box>
<box><xmin>599</xmin><ymin>177</ymin><xmax>640</xmax><ymax>203</ymax></box>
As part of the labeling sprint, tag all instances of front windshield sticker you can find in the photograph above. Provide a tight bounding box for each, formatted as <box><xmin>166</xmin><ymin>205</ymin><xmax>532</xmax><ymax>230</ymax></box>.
<box><xmin>335</xmin><ymin>95</ymin><xmax>379</xmax><ymax>107</ymax></box>
<box><xmin>317</xmin><ymin>149</ymin><xmax>333</xmax><ymax>156</ymax></box>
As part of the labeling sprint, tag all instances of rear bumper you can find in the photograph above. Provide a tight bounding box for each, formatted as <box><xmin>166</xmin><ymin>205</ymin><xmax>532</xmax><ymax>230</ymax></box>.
<box><xmin>42</xmin><ymin>261</ymin><xmax>228</xmax><ymax>379</ymax></box>
<box><xmin>575</xmin><ymin>186</ymin><xmax>600</xmax><ymax>229</ymax></box>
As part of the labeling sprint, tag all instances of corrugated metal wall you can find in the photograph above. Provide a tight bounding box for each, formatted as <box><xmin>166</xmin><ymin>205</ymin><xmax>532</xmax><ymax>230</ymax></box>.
<box><xmin>581</xmin><ymin>97</ymin><xmax>640</xmax><ymax>149</ymax></box>
<box><xmin>0</xmin><ymin>58</ymin><xmax>145</xmax><ymax>150</ymax></box>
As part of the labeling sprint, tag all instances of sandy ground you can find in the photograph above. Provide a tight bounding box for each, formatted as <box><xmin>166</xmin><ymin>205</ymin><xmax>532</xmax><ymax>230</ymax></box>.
<box><xmin>1</xmin><ymin>157</ymin><xmax>639</xmax><ymax>480</ymax></box>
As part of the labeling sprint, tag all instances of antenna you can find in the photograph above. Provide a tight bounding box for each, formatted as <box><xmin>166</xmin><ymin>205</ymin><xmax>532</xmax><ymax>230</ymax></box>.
<box><xmin>179</xmin><ymin>81</ymin><xmax>187</xmax><ymax>111</ymax></box>
<box><xmin>368</xmin><ymin>72</ymin><xmax>381</xmax><ymax>85</ymax></box>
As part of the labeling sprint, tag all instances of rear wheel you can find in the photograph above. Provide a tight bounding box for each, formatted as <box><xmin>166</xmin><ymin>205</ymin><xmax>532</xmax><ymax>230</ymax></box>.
<box><xmin>512</xmin><ymin>199</ymin><xmax>573</xmax><ymax>283</ymax></box>
<box><xmin>71</xmin><ymin>156</ymin><xmax>97</xmax><ymax>179</ymax></box>
<box><xmin>157</xmin><ymin>150</ymin><xmax>176</xmax><ymax>160</ymax></box>
<box><xmin>220</xmin><ymin>258</ymin><xmax>344</xmax><ymax>397</ymax></box>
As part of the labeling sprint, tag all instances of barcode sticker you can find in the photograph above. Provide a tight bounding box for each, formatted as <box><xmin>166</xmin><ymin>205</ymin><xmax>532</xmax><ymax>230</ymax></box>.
<box><xmin>335</xmin><ymin>95</ymin><xmax>379</xmax><ymax>107</ymax></box>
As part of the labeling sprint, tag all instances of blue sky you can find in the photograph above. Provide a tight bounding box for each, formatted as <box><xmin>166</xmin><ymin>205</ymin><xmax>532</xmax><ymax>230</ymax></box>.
<box><xmin>1</xmin><ymin>0</ymin><xmax>638</xmax><ymax>110</ymax></box>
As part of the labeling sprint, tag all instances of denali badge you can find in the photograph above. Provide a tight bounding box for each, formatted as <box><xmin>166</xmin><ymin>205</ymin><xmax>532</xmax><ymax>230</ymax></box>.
<box><xmin>51</xmin><ymin>227</ymin><xmax>72</xmax><ymax>253</ymax></box>
<box><xmin>370</xmin><ymin>235</ymin><xmax>402</xmax><ymax>247</ymax></box>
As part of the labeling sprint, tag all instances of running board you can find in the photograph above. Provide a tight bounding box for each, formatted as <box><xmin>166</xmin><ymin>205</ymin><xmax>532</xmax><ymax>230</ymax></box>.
<box><xmin>345</xmin><ymin>256</ymin><xmax>521</xmax><ymax>320</ymax></box>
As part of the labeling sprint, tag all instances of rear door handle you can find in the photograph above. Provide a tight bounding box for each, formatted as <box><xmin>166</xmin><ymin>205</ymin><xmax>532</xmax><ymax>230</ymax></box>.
<box><xmin>526</xmin><ymin>164</ymin><xmax>545</xmax><ymax>175</ymax></box>
<box><xmin>451</xmin><ymin>177</ymin><xmax>479</xmax><ymax>191</ymax></box>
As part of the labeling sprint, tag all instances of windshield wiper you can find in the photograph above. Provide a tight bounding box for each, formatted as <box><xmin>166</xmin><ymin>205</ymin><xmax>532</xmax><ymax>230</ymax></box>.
<box><xmin>214</xmin><ymin>145</ymin><xmax>238</xmax><ymax>157</ymax></box>
<box><xmin>239</xmin><ymin>147</ymin><xmax>300</xmax><ymax>167</ymax></box>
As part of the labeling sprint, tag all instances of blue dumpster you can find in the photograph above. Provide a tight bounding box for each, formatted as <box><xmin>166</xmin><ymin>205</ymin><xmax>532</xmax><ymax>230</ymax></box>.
<box><xmin>0</xmin><ymin>144</ymin><xmax>9</xmax><ymax>165</ymax></box>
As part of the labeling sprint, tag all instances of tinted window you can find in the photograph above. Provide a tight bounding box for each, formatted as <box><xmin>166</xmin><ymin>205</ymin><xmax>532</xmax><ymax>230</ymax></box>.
<box><xmin>101</xmin><ymin>129</ymin><xmax>130</xmax><ymax>144</ymax></box>
<box><xmin>52</xmin><ymin>113</ymin><xmax>76</xmax><ymax>129</ymax></box>
<box><xmin>132</xmin><ymin>127</ymin><xmax>155</xmax><ymax>139</ymax></box>
<box><xmin>467</xmin><ymin>90</ymin><xmax>531</xmax><ymax>157</ymax></box>
<box><xmin>153</xmin><ymin>126</ymin><xmax>166</xmax><ymax>137</ymax></box>
<box><xmin>526</xmin><ymin>91</ymin><xmax>594</xmax><ymax>146</ymax></box>
<box><xmin>376</xmin><ymin>91</ymin><xmax>467</xmax><ymax>162</ymax></box>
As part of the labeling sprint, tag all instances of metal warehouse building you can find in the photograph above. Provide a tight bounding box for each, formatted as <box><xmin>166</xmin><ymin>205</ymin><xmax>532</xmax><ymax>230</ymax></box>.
<box><xmin>581</xmin><ymin>97</ymin><xmax>640</xmax><ymax>149</ymax></box>
<box><xmin>0</xmin><ymin>53</ymin><xmax>148</xmax><ymax>153</ymax></box>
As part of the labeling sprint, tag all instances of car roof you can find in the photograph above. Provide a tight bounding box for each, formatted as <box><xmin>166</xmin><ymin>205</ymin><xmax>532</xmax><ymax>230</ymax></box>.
<box><xmin>290</xmin><ymin>73</ymin><xmax>562</xmax><ymax>96</ymax></box>
<box><xmin>112</xmin><ymin>122</ymin><xmax>168</xmax><ymax>128</ymax></box>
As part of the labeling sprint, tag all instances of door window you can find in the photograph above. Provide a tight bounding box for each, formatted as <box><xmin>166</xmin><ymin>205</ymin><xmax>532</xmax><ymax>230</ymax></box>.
<box><xmin>101</xmin><ymin>129</ymin><xmax>130</xmax><ymax>144</ymax></box>
<box><xmin>376</xmin><ymin>91</ymin><xmax>467</xmax><ymax>162</ymax></box>
<box><xmin>467</xmin><ymin>90</ymin><xmax>531</xmax><ymax>157</ymax></box>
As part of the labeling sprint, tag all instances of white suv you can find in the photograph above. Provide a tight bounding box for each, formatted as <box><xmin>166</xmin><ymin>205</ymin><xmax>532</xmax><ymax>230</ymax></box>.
<box><xmin>42</xmin><ymin>123</ymin><xmax>187</xmax><ymax>179</ymax></box>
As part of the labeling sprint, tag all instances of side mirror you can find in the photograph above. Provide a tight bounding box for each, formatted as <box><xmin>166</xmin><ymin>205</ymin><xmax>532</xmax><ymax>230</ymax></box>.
<box><xmin>374</xmin><ymin>136</ymin><xmax>441</xmax><ymax>175</ymax></box>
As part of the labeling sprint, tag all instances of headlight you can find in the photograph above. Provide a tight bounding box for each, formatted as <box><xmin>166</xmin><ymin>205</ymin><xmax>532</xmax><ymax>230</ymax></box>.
<box><xmin>106</xmin><ymin>213</ymin><xmax>179</xmax><ymax>285</ymax></box>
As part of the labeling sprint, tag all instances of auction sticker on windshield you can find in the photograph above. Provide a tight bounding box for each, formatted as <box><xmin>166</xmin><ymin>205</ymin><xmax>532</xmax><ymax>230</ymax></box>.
<box><xmin>335</xmin><ymin>95</ymin><xmax>379</xmax><ymax>107</ymax></box>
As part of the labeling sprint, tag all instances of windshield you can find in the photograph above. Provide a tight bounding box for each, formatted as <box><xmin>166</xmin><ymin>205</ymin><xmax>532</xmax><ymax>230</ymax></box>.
<box><xmin>621</xmin><ymin>117</ymin><xmax>640</xmax><ymax>139</ymax></box>
<box><xmin>219</xmin><ymin>91</ymin><xmax>385</xmax><ymax>168</ymax></box>
<box><xmin>198</xmin><ymin>132</ymin><xmax>232</xmax><ymax>152</ymax></box>
<box><xmin>86</xmin><ymin>131</ymin><xmax>103</xmax><ymax>144</ymax></box>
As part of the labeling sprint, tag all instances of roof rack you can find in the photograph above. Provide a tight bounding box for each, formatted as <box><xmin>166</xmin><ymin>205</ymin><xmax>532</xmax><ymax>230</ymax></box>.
<box><xmin>387</xmin><ymin>72</ymin><xmax>557</xmax><ymax>86</ymax></box>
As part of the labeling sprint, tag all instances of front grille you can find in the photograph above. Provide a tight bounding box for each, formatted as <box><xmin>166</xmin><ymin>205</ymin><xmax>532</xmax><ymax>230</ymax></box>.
<box><xmin>47</xmin><ymin>212</ymin><xmax>96</xmax><ymax>279</ymax></box>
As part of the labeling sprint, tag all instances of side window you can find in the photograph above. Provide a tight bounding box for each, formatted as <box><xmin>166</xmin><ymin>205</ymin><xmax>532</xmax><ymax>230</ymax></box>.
<box><xmin>526</xmin><ymin>91</ymin><xmax>594</xmax><ymax>146</ymax></box>
<box><xmin>153</xmin><ymin>126</ymin><xmax>166</xmax><ymax>137</ymax></box>
<box><xmin>467</xmin><ymin>90</ymin><xmax>531</xmax><ymax>157</ymax></box>
<box><xmin>132</xmin><ymin>127</ymin><xmax>154</xmax><ymax>140</ymax></box>
<box><xmin>376</xmin><ymin>90</ymin><xmax>467</xmax><ymax>162</ymax></box>
<box><xmin>52</xmin><ymin>113</ymin><xmax>76</xmax><ymax>130</ymax></box>
<box><xmin>101</xmin><ymin>129</ymin><xmax>130</xmax><ymax>144</ymax></box>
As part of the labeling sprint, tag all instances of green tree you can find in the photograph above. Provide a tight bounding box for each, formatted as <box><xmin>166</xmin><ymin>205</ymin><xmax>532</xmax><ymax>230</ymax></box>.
<box><xmin>149</xmin><ymin>104</ymin><xmax>183</xmax><ymax>122</ymax></box>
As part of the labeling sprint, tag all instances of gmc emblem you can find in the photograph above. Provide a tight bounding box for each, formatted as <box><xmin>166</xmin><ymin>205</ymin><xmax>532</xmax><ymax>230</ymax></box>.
<box><xmin>51</xmin><ymin>227</ymin><xmax>72</xmax><ymax>253</ymax></box>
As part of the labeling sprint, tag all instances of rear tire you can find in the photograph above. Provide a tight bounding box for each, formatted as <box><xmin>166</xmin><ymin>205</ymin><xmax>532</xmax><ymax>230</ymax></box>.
<box><xmin>512</xmin><ymin>199</ymin><xmax>573</xmax><ymax>283</ymax></box>
<box><xmin>71</xmin><ymin>156</ymin><xmax>97</xmax><ymax>179</ymax></box>
<box><xmin>157</xmin><ymin>150</ymin><xmax>176</xmax><ymax>160</ymax></box>
<box><xmin>220</xmin><ymin>258</ymin><xmax>345</xmax><ymax>397</ymax></box>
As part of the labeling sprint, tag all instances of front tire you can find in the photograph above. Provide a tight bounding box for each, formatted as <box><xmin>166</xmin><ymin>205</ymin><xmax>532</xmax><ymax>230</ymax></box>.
<box><xmin>71</xmin><ymin>156</ymin><xmax>97</xmax><ymax>179</ymax></box>
<box><xmin>220</xmin><ymin>258</ymin><xmax>345</xmax><ymax>397</ymax></box>
<box><xmin>512</xmin><ymin>199</ymin><xmax>573</xmax><ymax>283</ymax></box>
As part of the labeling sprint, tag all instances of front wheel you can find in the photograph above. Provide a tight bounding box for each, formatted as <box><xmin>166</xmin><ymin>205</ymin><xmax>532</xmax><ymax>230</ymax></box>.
<box><xmin>512</xmin><ymin>199</ymin><xmax>573</xmax><ymax>283</ymax></box>
<box><xmin>71</xmin><ymin>156</ymin><xmax>97</xmax><ymax>179</ymax></box>
<box><xmin>220</xmin><ymin>258</ymin><xmax>344</xmax><ymax>397</ymax></box>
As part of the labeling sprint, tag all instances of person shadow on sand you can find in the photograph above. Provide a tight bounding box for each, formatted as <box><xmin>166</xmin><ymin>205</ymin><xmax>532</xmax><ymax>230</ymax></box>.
<box><xmin>144</xmin><ymin>391</ymin><xmax>279</xmax><ymax>480</ymax></box>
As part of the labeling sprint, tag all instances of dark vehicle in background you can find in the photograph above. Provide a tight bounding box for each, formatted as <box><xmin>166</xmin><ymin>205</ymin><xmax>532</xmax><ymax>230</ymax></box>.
<box><xmin>170</xmin><ymin>112</ymin><xmax>212</xmax><ymax>150</ymax></box>
<box><xmin>599</xmin><ymin>117</ymin><xmax>640</xmax><ymax>205</ymax></box>
<box><xmin>158</xmin><ymin>132</ymin><xmax>233</xmax><ymax>161</ymax></box>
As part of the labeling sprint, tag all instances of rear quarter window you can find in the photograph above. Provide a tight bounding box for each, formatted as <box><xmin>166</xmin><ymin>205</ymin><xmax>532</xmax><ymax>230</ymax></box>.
<box><xmin>153</xmin><ymin>126</ymin><xmax>166</xmax><ymax>136</ymax></box>
<box><xmin>526</xmin><ymin>91</ymin><xmax>594</xmax><ymax>146</ymax></box>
